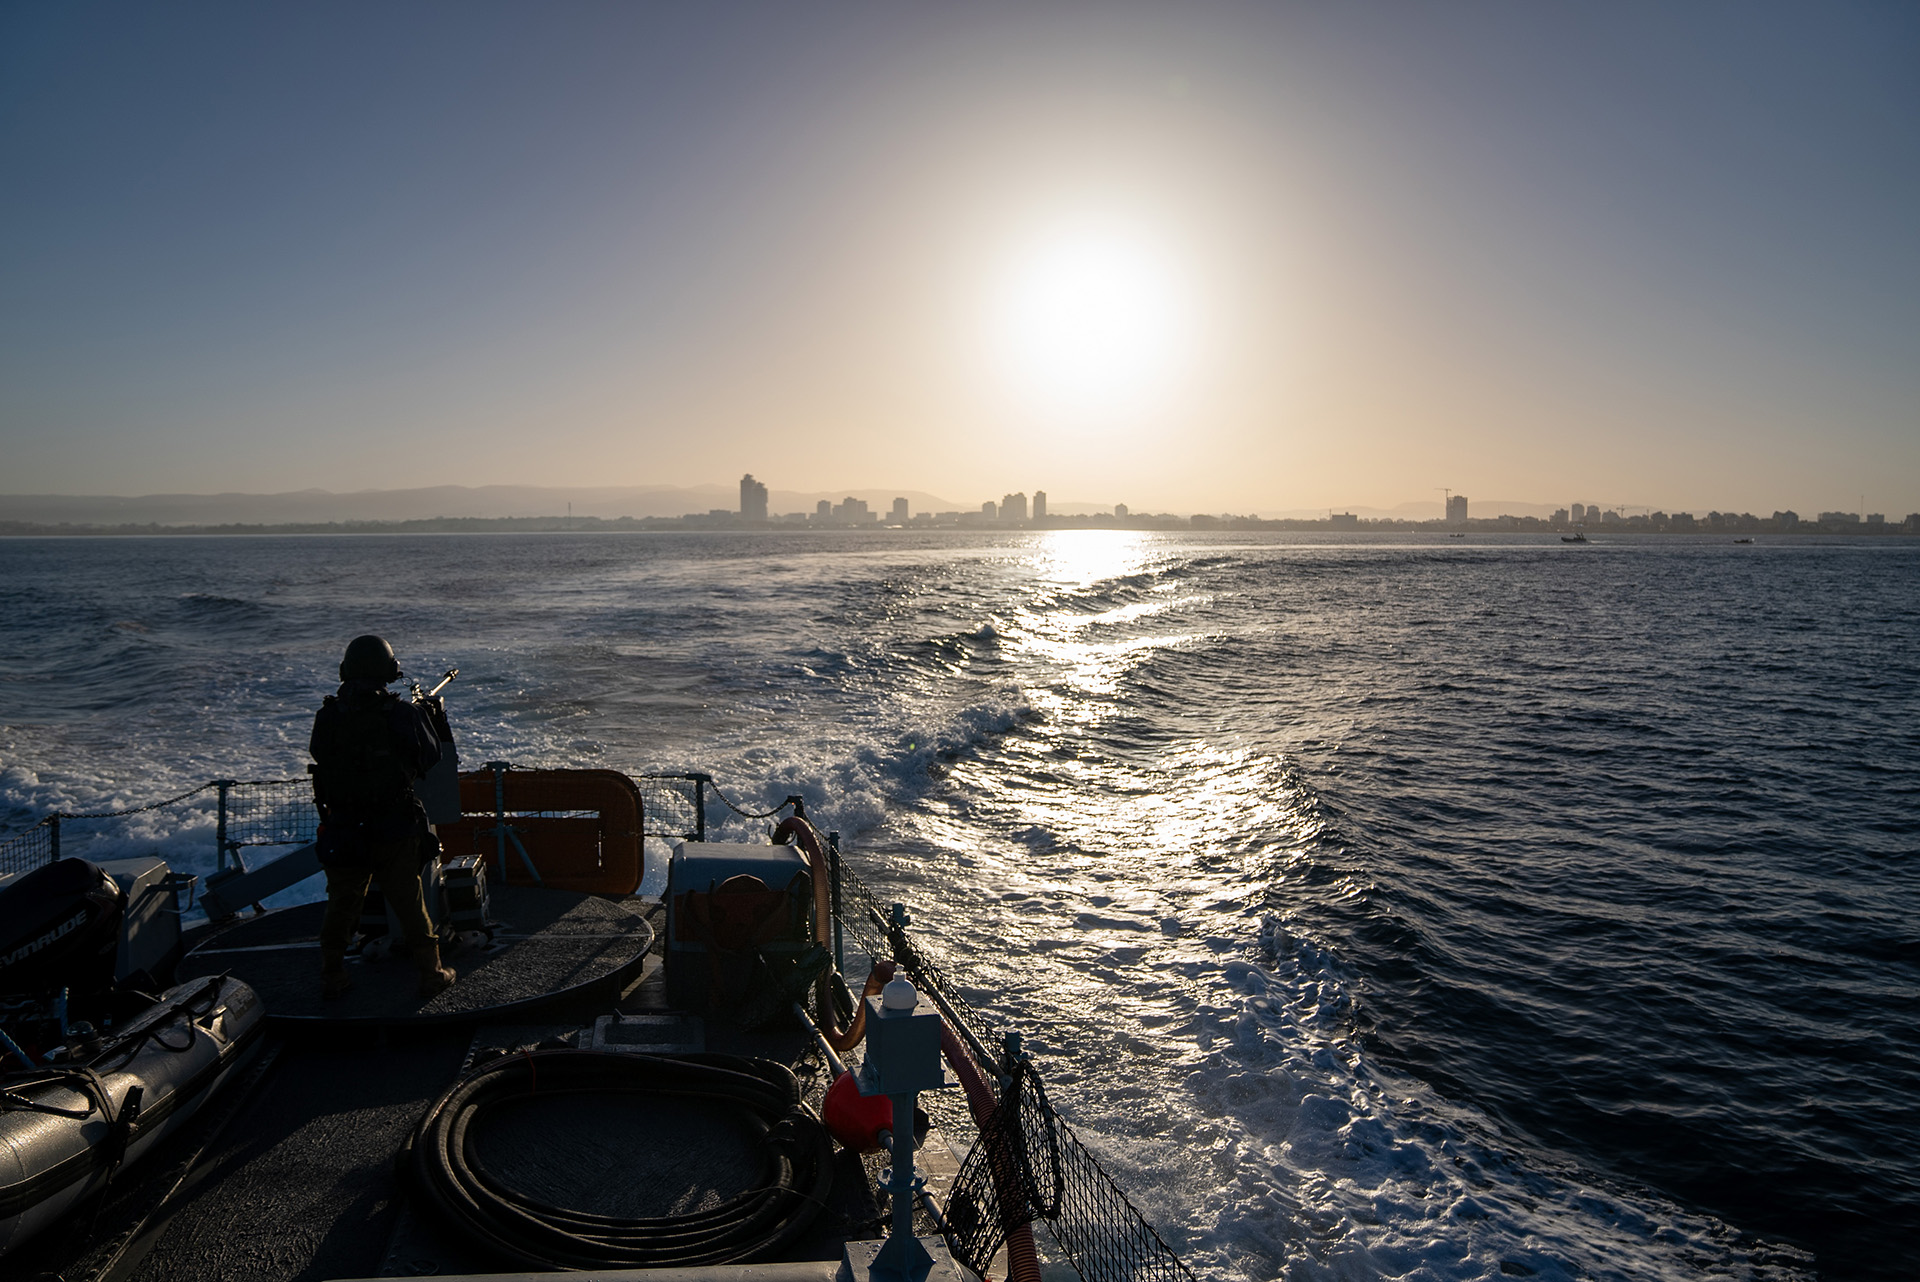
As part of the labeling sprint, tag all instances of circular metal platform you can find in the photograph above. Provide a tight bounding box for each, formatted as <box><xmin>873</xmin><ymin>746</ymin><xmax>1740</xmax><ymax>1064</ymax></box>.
<box><xmin>176</xmin><ymin>886</ymin><xmax>654</xmax><ymax>1029</ymax></box>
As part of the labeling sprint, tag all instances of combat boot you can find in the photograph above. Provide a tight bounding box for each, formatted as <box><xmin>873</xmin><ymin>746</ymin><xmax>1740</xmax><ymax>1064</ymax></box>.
<box><xmin>321</xmin><ymin>950</ymin><xmax>354</xmax><ymax>1000</ymax></box>
<box><xmin>412</xmin><ymin>939</ymin><xmax>456</xmax><ymax>998</ymax></box>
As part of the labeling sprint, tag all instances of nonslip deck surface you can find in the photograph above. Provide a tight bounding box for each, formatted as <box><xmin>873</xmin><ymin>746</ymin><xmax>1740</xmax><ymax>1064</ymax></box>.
<box><xmin>7</xmin><ymin>901</ymin><xmax>957</xmax><ymax>1282</ymax></box>
<box><xmin>176</xmin><ymin>887</ymin><xmax>654</xmax><ymax>1026</ymax></box>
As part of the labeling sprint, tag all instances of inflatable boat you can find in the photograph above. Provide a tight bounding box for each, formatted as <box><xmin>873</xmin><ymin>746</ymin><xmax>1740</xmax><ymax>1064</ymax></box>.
<box><xmin>0</xmin><ymin>857</ymin><xmax>265</xmax><ymax>1257</ymax></box>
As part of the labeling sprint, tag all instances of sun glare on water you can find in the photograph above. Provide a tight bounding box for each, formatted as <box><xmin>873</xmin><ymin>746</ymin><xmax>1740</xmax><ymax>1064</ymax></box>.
<box><xmin>985</xmin><ymin>215</ymin><xmax>1199</xmax><ymax>422</ymax></box>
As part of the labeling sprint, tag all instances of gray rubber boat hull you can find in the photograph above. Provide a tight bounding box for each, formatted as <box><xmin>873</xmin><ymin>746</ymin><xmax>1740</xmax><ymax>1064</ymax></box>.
<box><xmin>0</xmin><ymin>975</ymin><xmax>265</xmax><ymax>1256</ymax></box>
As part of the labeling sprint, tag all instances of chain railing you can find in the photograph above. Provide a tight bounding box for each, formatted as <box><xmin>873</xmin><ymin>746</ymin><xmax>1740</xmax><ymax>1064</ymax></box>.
<box><xmin>0</xmin><ymin>778</ymin><xmax>318</xmax><ymax>879</ymax></box>
<box><xmin>635</xmin><ymin>773</ymin><xmax>805</xmax><ymax>845</ymax></box>
<box><xmin>2</xmin><ymin>782</ymin><xmax>223</xmax><ymax>878</ymax></box>
<box><xmin>0</xmin><ymin>769</ymin><xmax>803</xmax><ymax>878</ymax></box>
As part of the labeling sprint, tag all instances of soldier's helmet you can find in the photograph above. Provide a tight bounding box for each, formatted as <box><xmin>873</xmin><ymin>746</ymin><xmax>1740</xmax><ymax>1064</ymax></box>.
<box><xmin>339</xmin><ymin>634</ymin><xmax>402</xmax><ymax>684</ymax></box>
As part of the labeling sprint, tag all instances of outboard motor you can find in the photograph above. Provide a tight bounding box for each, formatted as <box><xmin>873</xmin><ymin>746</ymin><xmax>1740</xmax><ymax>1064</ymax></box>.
<box><xmin>0</xmin><ymin>858</ymin><xmax>126</xmax><ymax>1005</ymax></box>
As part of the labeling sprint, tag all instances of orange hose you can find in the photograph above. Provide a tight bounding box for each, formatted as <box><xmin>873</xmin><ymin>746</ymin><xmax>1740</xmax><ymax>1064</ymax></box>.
<box><xmin>771</xmin><ymin>814</ymin><xmax>834</xmax><ymax>945</ymax></box>
<box><xmin>773</xmin><ymin>815</ymin><xmax>876</xmax><ymax>1053</ymax></box>
<box><xmin>941</xmin><ymin>1021</ymin><xmax>1042</xmax><ymax>1282</ymax></box>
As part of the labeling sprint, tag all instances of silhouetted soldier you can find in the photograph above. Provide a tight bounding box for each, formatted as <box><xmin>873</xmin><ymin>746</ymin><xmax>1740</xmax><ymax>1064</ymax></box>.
<box><xmin>310</xmin><ymin>635</ymin><xmax>456</xmax><ymax>1000</ymax></box>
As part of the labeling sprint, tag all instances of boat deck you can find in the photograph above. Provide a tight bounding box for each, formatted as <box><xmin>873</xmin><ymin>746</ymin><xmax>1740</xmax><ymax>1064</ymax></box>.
<box><xmin>174</xmin><ymin>886</ymin><xmax>654</xmax><ymax>1027</ymax></box>
<box><xmin>9</xmin><ymin>892</ymin><xmax>951</xmax><ymax>1282</ymax></box>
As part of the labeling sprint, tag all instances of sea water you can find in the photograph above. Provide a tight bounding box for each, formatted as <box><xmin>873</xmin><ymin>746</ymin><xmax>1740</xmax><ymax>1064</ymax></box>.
<box><xmin>0</xmin><ymin>531</ymin><xmax>1913</xmax><ymax>1280</ymax></box>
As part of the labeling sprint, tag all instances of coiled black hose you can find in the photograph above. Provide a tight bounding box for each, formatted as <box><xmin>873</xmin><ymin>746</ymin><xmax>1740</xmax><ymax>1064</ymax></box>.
<box><xmin>409</xmin><ymin>1050</ymin><xmax>834</xmax><ymax>1271</ymax></box>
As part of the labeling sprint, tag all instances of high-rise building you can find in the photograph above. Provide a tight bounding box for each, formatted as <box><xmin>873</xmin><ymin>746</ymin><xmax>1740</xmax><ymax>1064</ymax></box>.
<box><xmin>1571</xmin><ymin>502</ymin><xmax>1586</xmax><ymax>523</ymax></box>
<box><xmin>1446</xmin><ymin>494</ymin><xmax>1469</xmax><ymax>525</ymax></box>
<box><xmin>739</xmin><ymin>474</ymin><xmax>768</xmax><ymax>522</ymax></box>
<box><xmin>981</xmin><ymin>500</ymin><xmax>998</xmax><ymax>521</ymax></box>
<box><xmin>1001</xmin><ymin>492</ymin><xmax>1028</xmax><ymax>523</ymax></box>
<box><xmin>835</xmin><ymin>497</ymin><xmax>871</xmax><ymax>523</ymax></box>
<box><xmin>816</xmin><ymin>499</ymin><xmax>832</xmax><ymax>521</ymax></box>
<box><xmin>1032</xmin><ymin>490</ymin><xmax>1047</xmax><ymax>520</ymax></box>
<box><xmin>891</xmin><ymin>497</ymin><xmax>909</xmax><ymax>525</ymax></box>
<box><xmin>1114</xmin><ymin>503</ymin><xmax>1129</xmax><ymax>519</ymax></box>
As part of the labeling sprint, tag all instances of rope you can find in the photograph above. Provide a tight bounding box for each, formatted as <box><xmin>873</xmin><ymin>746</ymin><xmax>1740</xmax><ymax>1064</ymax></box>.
<box><xmin>92</xmin><ymin>978</ymin><xmax>225</xmax><ymax>1073</ymax></box>
<box><xmin>0</xmin><ymin>1064</ymin><xmax>119</xmax><ymax>1126</ymax></box>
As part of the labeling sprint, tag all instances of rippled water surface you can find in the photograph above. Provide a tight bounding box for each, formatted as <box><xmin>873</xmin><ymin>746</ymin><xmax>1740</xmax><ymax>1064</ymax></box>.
<box><xmin>1</xmin><ymin>532</ymin><xmax>1914</xmax><ymax>1280</ymax></box>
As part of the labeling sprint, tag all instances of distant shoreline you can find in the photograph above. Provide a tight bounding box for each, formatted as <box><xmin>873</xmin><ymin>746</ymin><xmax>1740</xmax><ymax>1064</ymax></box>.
<box><xmin>2</xmin><ymin>516</ymin><xmax>1912</xmax><ymax>538</ymax></box>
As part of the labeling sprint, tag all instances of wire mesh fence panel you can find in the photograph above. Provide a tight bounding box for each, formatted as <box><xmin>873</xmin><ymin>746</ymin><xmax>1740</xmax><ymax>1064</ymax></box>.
<box><xmin>1040</xmin><ymin>1119</ymin><xmax>1196</xmax><ymax>1282</ymax></box>
<box><xmin>225</xmin><ymin>779</ymin><xmax>318</xmax><ymax>847</ymax></box>
<box><xmin>944</xmin><ymin>1062</ymin><xmax>1062</xmax><ymax>1274</ymax></box>
<box><xmin>4</xmin><ymin>781</ymin><xmax>224</xmax><ymax>878</ymax></box>
<box><xmin>0</xmin><ymin>823</ymin><xmax>54</xmax><ymax>879</ymax></box>
<box><xmin>636</xmin><ymin>775</ymin><xmax>703</xmax><ymax>841</ymax></box>
<box><xmin>838</xmin><ymin>865</ymin><xmax>893</xmax><ymax>960</ymax></box>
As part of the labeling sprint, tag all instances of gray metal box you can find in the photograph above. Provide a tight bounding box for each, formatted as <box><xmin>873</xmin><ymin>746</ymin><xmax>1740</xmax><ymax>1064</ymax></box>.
<box><xmin>857</xmin><ymin>995</ymin><xmax>950</xmax><ymax>1097</ymax></box>
<box><xmin>96</xmin><ymin>856</ymin><xmax>182</xmax><ymax>983</ymax></box>
<box><xmin>665</xmin><ymin>841</ymin><xmax>813</xmax><ymax>1013</ymax></box>
<box><xmin>442</xmin><ymin>855</ymin><xmax>489</xmax><ymax>931</ymax></box>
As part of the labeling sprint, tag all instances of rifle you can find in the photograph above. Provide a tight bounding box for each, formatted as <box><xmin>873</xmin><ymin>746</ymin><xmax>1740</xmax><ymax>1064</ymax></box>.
<box><xmin>409</xmin><ymin>668</ymin><xmax>461</xmax><ymax>824</ymax></box>
<box><xmin>410</xmin><ymin>668</ymin><xmax>459</xmax><ymax>702</ymax></box>
<box><xmin>410</xmin><ymin>668</ymin><xmax>459</xmax><ymax>747</ymax></box>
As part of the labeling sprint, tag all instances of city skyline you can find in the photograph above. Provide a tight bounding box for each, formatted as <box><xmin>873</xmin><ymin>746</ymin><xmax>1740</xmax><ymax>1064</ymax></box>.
<box><xmin>729</xmin><ymin>482</ymin><xmax>1913</xmax><ymax>533</ymax></box>
<box><xmin>3</xmin><ymin>477</ymin><xmax>1915</xmax><ymax>531</ymax></box>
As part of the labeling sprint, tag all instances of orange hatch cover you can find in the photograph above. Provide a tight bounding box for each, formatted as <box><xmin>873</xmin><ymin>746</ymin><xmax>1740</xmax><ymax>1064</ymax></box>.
<box><xmin>435</xmin><ymin>769</ymin><xmax>645</xmax><ymax>895</ymax></box>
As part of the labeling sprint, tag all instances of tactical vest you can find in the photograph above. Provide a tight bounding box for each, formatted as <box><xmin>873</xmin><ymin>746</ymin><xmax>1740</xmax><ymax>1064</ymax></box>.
<box><xmin>313</xmin><ymin>692</ymin><xmax>415</xmax><ymax>819</ymax></box>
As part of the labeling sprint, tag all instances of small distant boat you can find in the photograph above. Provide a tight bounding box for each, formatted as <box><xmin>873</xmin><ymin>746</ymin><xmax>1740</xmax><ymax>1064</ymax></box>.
<box><xmin>1561</xmin><ymin>532</ymin><xmax>1589</xmax><ymax>543</ymax></box>
<box><xmin>1448</xmin><ymin>532</ymin><xmax>1465</xmax><ymax>538</ymax></box>
<box><xmin>1733</xmin><ymin>537</ymin><xmax>1754</xmax><ymax>544</ymax></box>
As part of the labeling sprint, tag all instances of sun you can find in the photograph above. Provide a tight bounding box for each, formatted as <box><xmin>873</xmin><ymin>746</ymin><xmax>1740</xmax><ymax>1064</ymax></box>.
<box><xmin>984</xmin><ymin>215</ymin><xmax>1198</xmax><ymax>421</ymax></box>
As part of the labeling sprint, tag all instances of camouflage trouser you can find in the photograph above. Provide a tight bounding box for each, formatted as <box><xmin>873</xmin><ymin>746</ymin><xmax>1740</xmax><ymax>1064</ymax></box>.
<box><xmin>319</xmin><ymin>834</ymin><xmax>436</xmax><ymax>955</ymax></box>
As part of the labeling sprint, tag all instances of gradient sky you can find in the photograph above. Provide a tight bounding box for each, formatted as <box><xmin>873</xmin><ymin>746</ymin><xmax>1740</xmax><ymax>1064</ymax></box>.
<box><xmin>3</xmin><ymin>2</ymin><xmax>1916</xmax><ymax>515</ymax></box>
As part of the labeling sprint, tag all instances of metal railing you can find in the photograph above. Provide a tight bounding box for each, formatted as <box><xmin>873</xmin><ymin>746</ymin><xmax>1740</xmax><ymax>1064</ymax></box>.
<box><xmin>0</xmin><ymin>768</ymin><xmax>804</xmax><ymax>879</ymax></box>
<box><xmin>833</xmin><ymin>861</ymin><xmax>1197</xmax><ymax>1282</ymax></box>
<box><xmin>0</xmin><ymin>778</ymin><xmax>320</xmax><ymax>880</ymax></box>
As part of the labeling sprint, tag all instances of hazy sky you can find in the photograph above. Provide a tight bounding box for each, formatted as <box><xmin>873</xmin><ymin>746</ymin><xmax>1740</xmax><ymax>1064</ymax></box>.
<box><xmin>3</xmin><ymin>2</ymin><xmax>1916</xmax><ymax>515</ymax></box>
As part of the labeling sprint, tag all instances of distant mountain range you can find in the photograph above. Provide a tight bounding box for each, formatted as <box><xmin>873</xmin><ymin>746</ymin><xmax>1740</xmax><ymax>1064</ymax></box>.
<box><xmin>0</xmin><ymin>486</ymin><xmax>1568</xmax><ymax>526</ymax></box>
